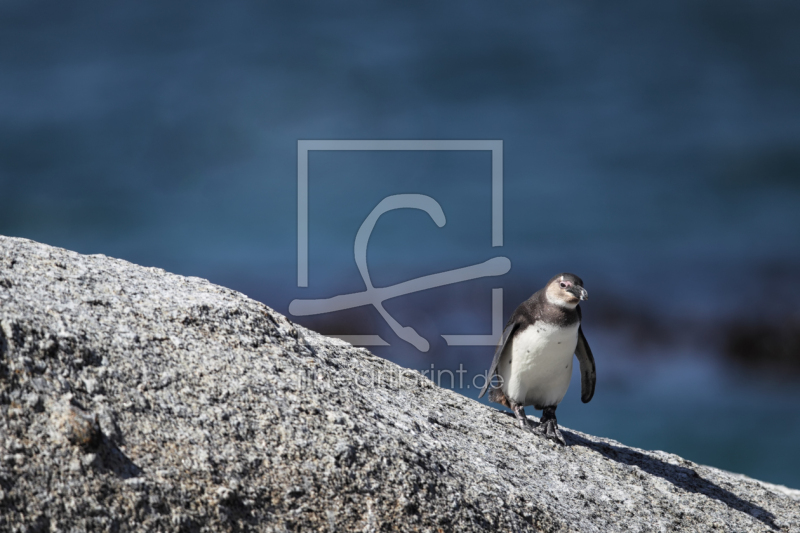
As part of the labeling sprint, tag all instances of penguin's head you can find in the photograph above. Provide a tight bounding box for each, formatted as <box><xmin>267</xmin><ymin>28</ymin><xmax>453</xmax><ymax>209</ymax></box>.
<box><xmin>545</xmin><ymin>273</ymin><xmax>588</xmax><ymax>309</ymax></box>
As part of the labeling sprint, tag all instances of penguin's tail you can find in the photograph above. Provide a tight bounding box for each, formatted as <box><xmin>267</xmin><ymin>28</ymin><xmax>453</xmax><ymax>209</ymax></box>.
<box><xmin>488</xmin><ymin>387</ymin><xmax>512</xmax><ymax>409</ymax></box>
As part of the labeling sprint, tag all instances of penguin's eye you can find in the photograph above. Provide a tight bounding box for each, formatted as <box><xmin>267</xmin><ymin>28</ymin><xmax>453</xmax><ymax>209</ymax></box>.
<box><xmin>560</xmin><ymin>282</ymin><xmax>567</xmax><ymax>288</ymax></box>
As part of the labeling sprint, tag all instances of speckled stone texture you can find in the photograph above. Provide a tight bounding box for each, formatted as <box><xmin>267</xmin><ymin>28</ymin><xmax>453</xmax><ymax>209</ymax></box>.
<box><xmin>0</xmin><ymin>235</ymin><xmax>798</xmax><ymax>532</ymax></box>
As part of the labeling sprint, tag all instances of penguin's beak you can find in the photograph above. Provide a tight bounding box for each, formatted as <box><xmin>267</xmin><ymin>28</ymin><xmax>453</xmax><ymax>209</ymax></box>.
<box><xmin>568</xmin><ymin>286</ymin><xmax>588</xmax><ymax>301</ymax></box>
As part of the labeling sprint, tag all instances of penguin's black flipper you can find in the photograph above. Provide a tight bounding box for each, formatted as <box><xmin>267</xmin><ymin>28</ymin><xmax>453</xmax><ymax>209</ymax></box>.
<box><xmin>478</xmin><ymin>321</ymin><xmax>520</xmax><ymax>399</ymax></box>
<box><xmin>575</xmin><ymin>326</ymin><xmax>596</xmax><ymax>403</ymax></box>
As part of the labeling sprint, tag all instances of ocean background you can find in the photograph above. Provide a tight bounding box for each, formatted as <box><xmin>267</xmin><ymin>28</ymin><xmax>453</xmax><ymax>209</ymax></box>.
<box><xmin>2</xmin><ymin>1</ymin><xmax>800</xmax><ymax>488</ymax></box>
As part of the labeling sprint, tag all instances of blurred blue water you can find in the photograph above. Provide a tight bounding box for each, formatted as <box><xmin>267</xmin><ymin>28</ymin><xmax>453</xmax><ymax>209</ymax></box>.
<box><xmin>1</xmin><ymin>0</ymin><xmax>799</xmax><ymax>487</ymax></box>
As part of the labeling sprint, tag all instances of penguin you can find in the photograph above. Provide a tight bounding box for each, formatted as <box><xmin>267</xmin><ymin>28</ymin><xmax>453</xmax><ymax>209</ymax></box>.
<box><xmin>479</xmin><ymin>273</ymin><xmax>596</xmax><ymax>445</ymax></box>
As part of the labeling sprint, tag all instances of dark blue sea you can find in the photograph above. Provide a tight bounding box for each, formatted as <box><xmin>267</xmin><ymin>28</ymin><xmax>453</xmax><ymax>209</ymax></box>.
<box><xmin>2</xmin><ymin>0</ymin><xmax>800</xmax><ymax>488</ymax></box>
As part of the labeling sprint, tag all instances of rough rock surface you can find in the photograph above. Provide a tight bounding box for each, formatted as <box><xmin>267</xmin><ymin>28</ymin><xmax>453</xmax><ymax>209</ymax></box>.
<box><xmin>0</xmin><ymin>235</ymin><xmax>798</xmax><ymax>532</ymax></box>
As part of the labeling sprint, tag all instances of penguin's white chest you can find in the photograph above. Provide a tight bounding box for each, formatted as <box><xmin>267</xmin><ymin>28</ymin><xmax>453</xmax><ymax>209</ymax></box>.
<box><xmin>498</xmin><ymin>322</ymin><xmax>579</xmax><ymax>408</ymax></box>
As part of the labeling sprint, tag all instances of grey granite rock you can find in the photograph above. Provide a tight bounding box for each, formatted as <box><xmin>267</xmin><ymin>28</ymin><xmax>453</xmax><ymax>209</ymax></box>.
<box><xmin>0</xmin><ymin>235</ymin><xmax>798</xmax><ymax>532</ymax></box>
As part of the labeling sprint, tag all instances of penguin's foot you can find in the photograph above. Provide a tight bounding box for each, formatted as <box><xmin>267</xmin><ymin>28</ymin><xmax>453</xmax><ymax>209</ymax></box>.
<box><xmin>535</xmin><ymin>406</ymin><xmax>566</xmax><ymax>445</ymax></box>
<box><xmin>518</xmin><ymin>418</ymin><xmax>536</xmax><ymax>432</ymax></box>
<box><xmin>512</xmin><ymin>403</ymin><xmax>535</xmax><ymax>432</ymax></box>
<box><xmin>535</xmin><ymin>419</ymin><xmax>566</xmax><ymax>445</ymax></box>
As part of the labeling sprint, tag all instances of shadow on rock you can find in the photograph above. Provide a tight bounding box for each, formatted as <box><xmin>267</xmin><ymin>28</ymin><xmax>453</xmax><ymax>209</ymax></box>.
<box><xmin>565</xmin><ymin>432</ymin><xmax>778</xmax><ymax>530</ymax></box>
<box><xmin>93</xmin><ymin>435</ymin><xmax>142</xmax><ymax>479</ymax></box>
